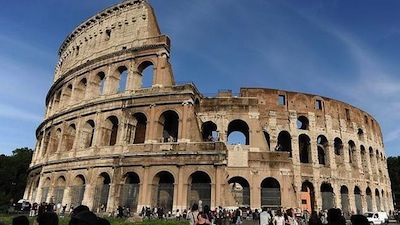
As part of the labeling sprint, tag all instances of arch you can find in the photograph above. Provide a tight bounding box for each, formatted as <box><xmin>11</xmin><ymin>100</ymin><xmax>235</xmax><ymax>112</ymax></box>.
<box><xmin>228</xmin><ymin>176</ymin><xmax>250</xmax><ymax>207</ymax></box>
<box><xmin>202</xmin><ymin>121</ymin><xmax>218</xmax><ymax>142</ymax></box>
<box><xmin>138</xmin><ymin>60</ymin><xmax>154</xmax><ymax>88</ymax></box>
<box><xmin>75</xmin><ymin>78</ymin><xmax>87</xmax><ymax>102</ymax></box>
<box><xmin>375</xmin><ymin>188</ymin><xmax>381</xmax><ymax>211</ymax></box>
<box><xmin>260</xmin><ymin>177</ymin><xmax>281</xmax><ymax>208</ymax></box>
<box><xmin>159</xmin><ymin>110</ymin><xmax>179</xmax><ymax>143</ymax></box>
<box><xmin>132</xmin><ymin>113</ymin><xmax>147</xmax><ymax>144</ymax></box>
<box><xmin>340</xmin><ymin>186</ymin><xmax>350</xmax><ymax>218</ymax></box>
<box><xmin>354</xmin><ymin>186</ymin><xmax>363</xmax><ymax>214</ymax></box>
<box><xmin>81</xmin><ymin>120</ymin><xmax>95</xmax><ymax>148</ymax></box>
<box><xmin>227</xmin><ymin>119</ymin><xmax>250</xmax><ymax>145</ymax></box>
<box><xmin>317</xmin><ymin>135</ymin><xmax>328</xmax><ymax>165</ymax></box>
<box><xmin>188</xmin><ymin>171</ymin><xmax>212</xmax><ymax>210</ymax></box>
<box><xmin>102</xmin><ymin>116</ymin><xmax>119</xmax><ymax>146</ymax></box>
<box><xmin>153</xmin><ymin>171</ymin><xmax>175</xmax><ymax>212</ymax></box>
<box><xmin>277</xmin><ymin>131</ymin><xmax>292</xmax><ymax>157</ymax></box>
<box><xmin>334</xmin><ymin>138</ymin><xmax>343</xmax><ymax>156</ymax></box>
<box><xmin>120</xmin><ymin>172</ymin><xmax>140</xmax><ymax>212</ymax></box>
<box><xmin>50</xmin><ymin>128</ymin><xmax>62</xmax><ymax>154</ymax></box>
<box><xmin>54</xmin><ymin>176</ymin><xmax>66</xmax><ymax>204</ymax></box>
<box><xmin>64</xmin><ymin>124</ymin><xmax>76</xmax><ymax>151</ymax></box>
<box><xmin>263</xmin><ymin>131</ymin><xmax>271</xmax><ymax>151</ymax></box>
<box><xmin>366</xmin><ymin>187</ymin><xmax>372</xmax><ymax>211</ymax></box>
<box><xmin>348</xmin><ymin>140</ymin><xmax>356</xmax><ymax>164</ymax></box>
<box><xmin>63</xmin><ymin>84</ymin><xmax>73</xmax><ymax>106</ymax></box>
<box><xmin>95</xmin><ymin>71</ymin><xmax>106</xmax><ymax>95</ymax></box>
<box><xmin>93</xmin><ymin>172</ymin><xmax>111</xmax><ymax>212</ymax></box>
<box><xmin>41</xmin><ymin>177</ymin><xmax>51</xmax><ymax>203</ymax></box>
<box><xmin>299</xmin><ymin>134</ymin><xmax>311</xmax><ymax>163</ymax></box>
<box><xmin>301</xmin><ymin>181</ymin><xmax>315</xmax><ymax>212</ymax></box>
<box><xmin>70</xmin><ymin>175</ymin><xmax>85</xmax><ymax>207</ymax></box>
<box><xmin>320</xmin><ymin>182</ymin><xmax>334</xmax><ymax>210</ymax></box>
<box><xmin>297</xmin><ymin>116</ymin><xmax>309</xmax><ymax>130</ymax></box>
<box><xmin>117</xmin><ymin>66</ymin><xmax>128</xmax><ymax>93</ymax></box>
<box><xmin>357</xmin><ymin>128</ymin><xmax>364</xmax><ymax>140</ymax></box>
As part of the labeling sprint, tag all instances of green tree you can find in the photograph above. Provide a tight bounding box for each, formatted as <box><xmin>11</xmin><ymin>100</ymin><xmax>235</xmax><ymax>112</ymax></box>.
<box><xmin>0</xmin><ymin>147</ymin><xmax>33</xmax><ymax>207</ymax></box>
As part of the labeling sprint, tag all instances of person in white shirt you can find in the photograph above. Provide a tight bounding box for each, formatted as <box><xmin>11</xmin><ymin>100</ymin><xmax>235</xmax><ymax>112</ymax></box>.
<box><xmin>260</xmin><ymin>207</ymin><xmax>272</xmax><ymax>225</ymax></box>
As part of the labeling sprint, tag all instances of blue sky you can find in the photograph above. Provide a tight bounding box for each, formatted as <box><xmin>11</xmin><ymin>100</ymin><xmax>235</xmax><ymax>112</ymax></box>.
<box><xmin>1</xmin><ymin>0</ymin><xmax>399</xmax><ymax>157</ymax></box>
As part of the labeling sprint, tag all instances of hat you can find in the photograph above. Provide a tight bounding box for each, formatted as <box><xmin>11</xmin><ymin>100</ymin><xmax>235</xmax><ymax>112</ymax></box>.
<box><xmin>73</xmin><ymin>211</ymin><xmax>98</xmax><ymax>225</ymax></box>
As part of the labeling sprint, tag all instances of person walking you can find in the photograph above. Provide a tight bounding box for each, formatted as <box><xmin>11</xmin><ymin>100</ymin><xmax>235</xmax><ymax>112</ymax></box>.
<box><xmin>260</xmin><ymin>207</ymin><xmax>272</xmax><ymax>225</ymax></box>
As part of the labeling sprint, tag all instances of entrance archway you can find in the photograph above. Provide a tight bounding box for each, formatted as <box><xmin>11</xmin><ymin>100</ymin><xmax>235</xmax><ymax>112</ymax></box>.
<box><xmin>228</xmin><ymin>176</ymin><xmax>250</xmax><ymax>207</ymax></box>
<box><xmin>188</xmin><ymin>171</ymin><xmax>211</xmax><ymax>210</ymax></box>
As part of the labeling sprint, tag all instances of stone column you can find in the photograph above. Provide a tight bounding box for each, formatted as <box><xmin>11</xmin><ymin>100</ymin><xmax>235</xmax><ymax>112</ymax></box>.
<box><xmin>147</xmin><ymin>104</ymin><xmax>157</xmax><ymax>143</ymax></box>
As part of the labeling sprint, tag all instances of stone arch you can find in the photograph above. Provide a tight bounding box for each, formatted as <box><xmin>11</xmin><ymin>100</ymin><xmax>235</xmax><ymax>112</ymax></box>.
<box><xmin>320</xmin><ymin>182</ymin><xmax>334</xmax><ymax>210</ymax></box>
<box><xmin>62</xmin><ymin>84</ymin><xmax>73</xmax><ymax>106</ymax></box>
<box><xmin>354</xmin><ymin>186</ymin><xmax>363</xmax><ymax>214</ymax></box>
<box><xmin>227</xmin><ymin>119</ymin><xmax>250</xmax><ymax>145</ymax></box>
<box><xmin>301</xmin><ymin>180</ymin><xmax>315</xmax><ymax>212</ymax></box>
<box><xmin>137</xmin><ymin>60</ymin><xmax>155</xmax><ymax>88</ymax></box>
<box><xmin>159</xmin><ymin>110</ymin><xmax>179</xmax><ymax>142</ymax></box>
<box><xmin>75</xmin><ymin>77</ymin><xmax>87</xmax><ymax>102</ymax></box>
<box><xmin>93</xmin><ymin>172</ymin><xmax>111</xmax><ymax>212</ymax></box>
<box><xmin>50</xmin><ymin>128</ymin><xmax>61</xmax><ymax>155</ymax></box>
<box><xmin>188</xmin><ymin>171</ymin><xmax>212</xmax><ymax>210</ymax></box>
<box><xmin>81</xmin><ymin>120</ymin><xmax>95</xmax><ymax>148</ymax></box>
<box><xmin>120</xmin><ymin>172</ymin><xmax>140</xmax><ymax>212</ymax></box>
<box><xmin>375</xmin><ymin>188</ymin><xmax>381</xmax><ymax>211</ymax></box>
<box><xmin>317</xmin><ymin>135</ymin><xmax>328</xmax><ymax>165</ymax></box>
<box><xmin>29</xmin><ymin>176</ymin><xmax>40</xmax><ymax>202</ymax></box>
<box><xmin>202</xmin><ymin>121</ymin><xmax>218</xmax><ymax>141</ymax></box>
<box><xmin>366</xmin><ymin>187</ymin><xmax>372</xmax><ymax>211</ymax></box>
<box><xmin>348</xmin><ymin>140</ymin><xmax>356</xmax><ymax>164</ymax></box>
<box><xmin>53</xmin><ymin>91</ymin><xmax>62</xmax><ymax>112</ymax></box>
<box><xmin>70</xmin><ymin>175</ymin><xmax>85</xmax><ymax>207</ymax></box>
<box><xmin>42</xmin><ymin>129</ymin><xmax>51</xmax><ymax>156</ymax></box>
<box><xmin>41</xmin><ymin>177</ymin><xmax>51</xmax><ymax>203</ymax></box>
<box><xmin>260</xmin><ymin>177</ymin><xmax>281</xmax><ymax>208</ymax></box>
<box><xmin>340</xmin><ymin>186</ymin><xmax>350</xmax><ymax>218</ymax></box>
<box><xmin>277</xmin><ymin>131</ymin><xmax>292</xmax><ymax>157</ymax></box>
<box><xmin>357</xmin><ymin>128</ymin><xmax>364</xmax><ymax>141</ymax></box>
<box><xmin>64</xmin><ymin>124</ymin><xmax>76</xmax><ymax>151</ymax></box>
<box><xmin>132</xmin><ymin>113</ymin><xmax>147</xmax><ymax>144</ymax></box>
<box><xmin>228</xmin><ymin>176</ymin><xmax>250</xmax><ymax>206</ymax></box>
<box><xmin>152</xmin><ymin>171</ymin><xmax>175</xmax><ymax>212</ymax></box>
<box><xmin>116</xmin><ymin>65</ymin><xmax>128</xmax><ymax>93</ymax></box>
<box><xmin>297</xmin><ymin>116</ymin><xmax>309</xmax><ymax>130</ymax></box>
<box><xmin>102</xmin><ymin>116</ymin><xmax>119</xmax><ymax>146</ymax></box>
<box><xmin>54</xmin><ymin>176</ymin><xmax>66</xmax><ymax>204</ymax></box>
<box><xmin>93</xmin><ymin>71</ymin><xmax>106</xmax><ymax>96</ymax></box>
<box><xmin>299</xmin><ymin>134</ymin><xmax>311</xmax><ymax>163</ymax></box>
<box><xmin>334</xmin><ymin>138</ymin><xmax>343</xmax><ymax>156</ymax></box>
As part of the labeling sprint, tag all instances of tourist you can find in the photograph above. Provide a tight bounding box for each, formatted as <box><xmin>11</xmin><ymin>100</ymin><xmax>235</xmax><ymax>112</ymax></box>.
<box><xmin>188</xmin><ymin>203</ymin><xmax>200</xmax><ymax>225</ymax></box>
<box><xmin>273</xmin><ymin>209</ymin><xmax>285</xmax><ymax>225</ymax></box>
<box><xmin>260</xmin><ymin>207</ymin><xmax>272</xmax><ymax>225</ymax></box>
<box><xmin>195</xmin><ymin>212</ymin><xmax>212</xmax><ymax>225</ymax></box>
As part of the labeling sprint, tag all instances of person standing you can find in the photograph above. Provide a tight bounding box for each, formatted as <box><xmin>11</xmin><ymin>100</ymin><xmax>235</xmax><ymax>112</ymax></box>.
<box><xmin>260</xmin><ymin>207</ymin><xmax>272</xmax><ymax>225</ymax></box>
<box><xmin>273</xmin><ymin>209</ymin><xmax>285</xmax><ymax>225</ymax></box>
<box><xmin>188</xmin><ymin>203</ymin><xmax>200</xmax><ymax>225</ymax></box>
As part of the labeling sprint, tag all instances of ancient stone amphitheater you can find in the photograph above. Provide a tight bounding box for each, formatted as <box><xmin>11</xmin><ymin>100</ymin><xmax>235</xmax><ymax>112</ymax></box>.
<box><xmin>24</xmin><ymin>0</ymin><xmax>394</xmax><ymax>216</ymax></box>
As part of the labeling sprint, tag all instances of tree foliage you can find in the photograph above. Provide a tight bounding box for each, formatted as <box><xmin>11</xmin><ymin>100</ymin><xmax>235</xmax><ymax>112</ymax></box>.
<box><xmin>0</xmin><ymin>147</ymin><xmax>33</xmax><ymax>207</ymax></box>
<box><xmin>387</xmin><ymin>156</ymin><xmax>400</xmax><ymax>193</ymax></box>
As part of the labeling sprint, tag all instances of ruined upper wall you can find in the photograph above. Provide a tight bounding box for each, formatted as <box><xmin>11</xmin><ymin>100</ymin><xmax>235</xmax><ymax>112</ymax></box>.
<box><xmin>54</xmin><ymin>0</ymin><xmax>165</xmax><ymax>81</ymax></box>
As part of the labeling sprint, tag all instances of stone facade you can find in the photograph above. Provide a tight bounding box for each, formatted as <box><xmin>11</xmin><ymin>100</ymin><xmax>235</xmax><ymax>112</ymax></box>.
<box><xmin>24</xmin><ymin>0</ymin><xmax>394</xmax><ymax>216</ymax></box>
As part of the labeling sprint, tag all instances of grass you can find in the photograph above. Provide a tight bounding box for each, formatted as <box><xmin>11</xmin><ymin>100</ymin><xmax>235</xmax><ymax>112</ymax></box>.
<box><xmin>0</xmin><ymin>214</ymin><xmax>189</xmax><ymax>225</ymax></box>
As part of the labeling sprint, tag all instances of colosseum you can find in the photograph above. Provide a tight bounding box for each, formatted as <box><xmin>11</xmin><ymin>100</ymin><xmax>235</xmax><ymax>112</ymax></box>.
<box><xmin>24</xmin><ymin>0</ymin><xmax>394</xmax><ymax>216</ymax></box>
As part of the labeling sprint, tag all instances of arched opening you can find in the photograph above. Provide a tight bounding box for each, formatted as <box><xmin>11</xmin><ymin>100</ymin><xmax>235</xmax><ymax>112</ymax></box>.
<box><xmin>95</xmin><ymin>72</ymin><xmax>106</xmax><ymax>95</ymax></box>
<box><xmin>41</xmin><ymin>178</ymin><xmax>51</xmax><ymax>203</ymax></box>
<box><xmin>297</xmin><ymin>116</ymin><xmax>309</xmax><ymax>130</ymax></box>
<box><xmin>138</xmin><ymin>61</ymin><xmax>154</xmax><ymax>88</ymax></box>
<box><xmin>42</xmin><ymin>130</ymin><xmax>51</xmax><ymax>156</ymax></box>
<box><xmin>277</xmin><ymin>131</ymin><xmax>292</xmax><ymax>157</ymax></box>
<box><xmin>227</xmin><ymin>119</ymin><xmax>249</xmax><ymax>145</ymax></box>
<box><xmin>348</xmin><ymin>140</ymin><xmax>356</xmax><ymax>164</ymax></box>
<box><xmin>320</xmin><ymin>182</ymin><xmax>334</xmax><ymax>210</ymax></box>
<box><xmin>132</xmin><ymin>113</ymin><xmax>147</xmax><ymax>144</ymax></box>
<box><xmin>299</xmin><ymin>134</ymin><xmax>311</xmax><ymax>163</ymax></box>
<box><xmin>63</xmin><ymin>84</ymin><xmax>73</xmax><ymax>106</ymax></box>
<box><xmin>201</xmin><ymin>121</ymin><xmax>218</xmax><ymax>142</ymax></box>
<box><xmin>64</xmin><ymin>124</ymin><xmax>76</xmax><ymax>151</ymax></box>
<box><xmin>301</xmin><ymin>181</ymin><xmax>315</xmax><ymax>212</ymax></box>
<box><xmin>354</xmin><ymin>186</ymin><xmax>363</xmax><ymax>214</ymax></box>
<box><xmin>71</xmin><ymin>175</ymin><xmax>85</xmax><ymax>207</ymax></box>
<box><xmin>334</xmin><ymin>138</ymin><xmax>343</xmax><ymax>156</ymax></box>
<box><xmin>54</xmin><ymin>176</ymin><xmax>66</xmax><ymax>204</ymax></box>
<box><xmin>50</xmin><ymin>128</ymin><xmax>61</xmax><ymax>154</ymax></box>
<box><xmin>366</xmin><ymin>187</ymin><xmax>372</xmax><ymax>211</ymax></box>
<box><xmin>153</xmin><ymin>171</ymin><xmax>174</xmax><ymax>212</ymax></box>
<box><xmin>159</xmin><ymin>111</ymin><xmax>179</xmax><ymax>142</ymax></box>
<box><xmin>317</xmin><ymin>135</ymin><xmax>328</xmax><ymax>165</ymax></box>
<box><xmin>260</xmin><ymin>177</ymin><xmax>281</xmax><ymax>208</ymax></box>
<box><xmin>75</xmin><ymin>78</ymin><xmax>87</xmax><ymax>102</ymax></box>
<box><xmin>82</xmin><ymin>120</ymin><xmax>95</xmax><ymax>148</ymax></box>
<box><xmin>118</xmin><ymin>66</ymin><xmax>128</xmax><ymax>93</ymax></box>
<box><xmin>188</xmin><ymin>171</ymin><xmax>211</xmax><ymax>211</ymax></box>
<box><xmin>375</xmin><ymin>189</ymin><xmax>381</xmax><ymax>211</ymax></box>
<box><xmin>120</xmin><ymin>172</ymin><xmax>140</xmax><ymax>212</ymax></box>
<box><xmin>53</xmin><ymin>91</ymin><xmax>61</xmax><ymax>112</ymax></box>
<box><xmin>93</xmin><ymin>172</ymin><xmax>111</xmax><ymax>212</ymax></box>
<box><xmin>358</xmin><ymin>128</ymin><xmax>364</xmax><ymax>141</ymax></box>
<box><xmin>228</xmin><ymin>177</ymin><xmax>250</xmax><ymax>207</ymax></box>
<box><xmin>102</xmin><ymin>116</ymin><xmax>119</xmax><ymax>146</ymax></box>
<box><xmin>340</xmin><ymin>186</ymin><xmax>350</xmax><ymax>219</ymax></box>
